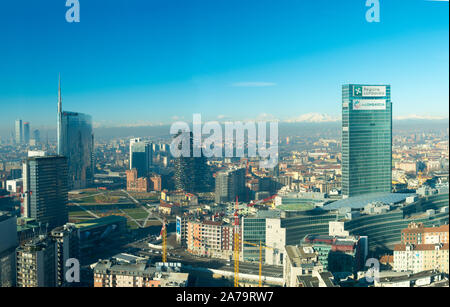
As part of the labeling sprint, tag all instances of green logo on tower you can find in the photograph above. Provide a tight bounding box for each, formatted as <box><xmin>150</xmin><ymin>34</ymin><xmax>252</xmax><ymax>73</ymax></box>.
<box><xmin>353</xmin><ymin>86</ymin><xmax>363</xmax><ymax>97</ymax></box>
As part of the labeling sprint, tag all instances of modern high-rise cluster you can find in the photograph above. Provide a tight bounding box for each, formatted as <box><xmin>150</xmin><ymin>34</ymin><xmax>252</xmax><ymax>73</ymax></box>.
<box><xmin>2</xmin><ymin>81</ymin><xmax>448</xmax><ymax>288</ymax></box>
<box><xmin>14</xmin><ymin>120</ymin><xmax>36</xmax><ymax>145</ymax></box>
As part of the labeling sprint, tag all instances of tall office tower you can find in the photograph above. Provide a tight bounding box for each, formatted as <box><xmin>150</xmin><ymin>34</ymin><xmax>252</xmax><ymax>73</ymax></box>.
<box><xmin>57</xmin><ymin>76</ymin><xmax>94</xmax><ymax>189</ymax></box>
<box><xmin>22</xmin><ymin>156</ymin><xmax>69</xmax><ymax>229</ymax></box>
<box><xmin>16</xmin><ymin>236</ymin><xmax>57</xmax><ymax>287</ymax></box>
<box><xmin>215</xmin><ymin>168</ymin><xmax>246</xmax><ymax>204</ymax></box>
<box><xmin>129</xmin><ymin>138</ymin><xmax>152</xmax><ymax>178</ymax></box>
<box><xmin>15</xmin><ymin>119</ymin><xmax>23</xmax><ymax>144</ymax></box>
<box><xmin>0</xmin><ymin>212</ymin><xmax>18</xmax><ymax>287</ymax></box>
<box><xmin>32</xmin><ymin>129</ymin><xmax>40</xmax><ymax>143</ymax></box>
<box><xmin>342</xmin><ymin>84</ymin><xmax>392</xmax><ymax>197</ymax></box>
<box><xmin>30</xmin><ymin>129</ymin><xmax>40</xmax><ymax>146</ymax></box>
<box><xmin>173</xmin><ymin>131</ymin><xmax>213</xmax><ymax>193</ymax></box>
<box><xmin>50</xmin><ymin>224</ymin><xmax>79</xmax><ymax>287</ymax></box>
<box><xmin>23</xmin><ymin>122</ymin><xmax>30</xmax><ymax>144</ymax></box>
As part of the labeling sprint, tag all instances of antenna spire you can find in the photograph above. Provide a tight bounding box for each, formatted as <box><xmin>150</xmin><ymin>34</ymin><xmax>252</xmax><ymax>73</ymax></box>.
<box><xmin>58</xmin><ymin>73</ymin><xmax>62</xmax><ymax>114</ymax></box>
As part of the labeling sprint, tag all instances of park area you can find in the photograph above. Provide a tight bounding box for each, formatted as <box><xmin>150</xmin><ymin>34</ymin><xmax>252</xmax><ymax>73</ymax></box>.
<box><xmin>68</xmin><ymin>189</ymin><xmax>162</xmax><ymax>229</ymax></box>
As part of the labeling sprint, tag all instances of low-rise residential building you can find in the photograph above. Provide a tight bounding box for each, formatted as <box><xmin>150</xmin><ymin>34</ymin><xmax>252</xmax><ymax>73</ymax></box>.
<box><xmin>158</xmin><ymin>202</ymin><xmax>180</xmax><ymax>216</ymax></box>
<box><xmin>393</xmin><ymin>243</ymin><xmax>449</xmax><ymax>274</ymax></box>
<box><xmin>394</xmin><ymin>222</ymin><xmax>449</xmax><ymax>274</ymax></box>
<box><xmin>150</xmin><ymin>175</ymin><xmax>162</xmax><ymax>191</ymax></box>
<box><xmin>186</xmin><ymin>219</ymin><xmax>240</xmax><ymax>260</ymax></box>
<box><xmin>302</xmin><ymin>234</ymin><xmax>367</xmax><ymax>275</ymax></box>
<box><xmin>93</xmin><ymin>259</ymin><xmax>188</xmax><ymax>287</ymax></box>
<box><xmin>284</xmin><ymin>245</ymin><xmax>324</xmax><ymax>287</ymax></box>
<box><xmin>297</xmin><ymin>271</ymin><xmax>338</xmax><ymax>287</ymax></box>
<box><xmin>401</xmin><ymin>223</ymin><xmax>449</xmax><ymax>245</ymax></box>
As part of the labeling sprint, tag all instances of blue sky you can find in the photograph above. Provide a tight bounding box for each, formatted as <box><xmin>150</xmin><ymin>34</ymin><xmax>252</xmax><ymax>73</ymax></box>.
<box><xmin>0</xmin><ymin>0</ymin><xmax>448</xmax><ymax>133</ymax></box>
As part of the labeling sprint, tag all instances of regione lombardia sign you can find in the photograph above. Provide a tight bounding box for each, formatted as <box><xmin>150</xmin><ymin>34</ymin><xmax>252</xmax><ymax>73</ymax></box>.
<box><xmin>353</xmin><ymin>85</ymin><xmax>387</xmax><ymax>97</ymax></box>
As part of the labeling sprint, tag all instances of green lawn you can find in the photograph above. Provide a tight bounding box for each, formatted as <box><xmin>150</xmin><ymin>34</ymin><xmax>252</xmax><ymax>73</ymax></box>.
<box><xmin>121</xmin><ymin>208</ymin><xmax>149</xmax><ymax>220</ymax></box>
<box><xmin>277</xmin><ymin>202</ymin><xmax>316</xmax><ymax>211</ymax></box>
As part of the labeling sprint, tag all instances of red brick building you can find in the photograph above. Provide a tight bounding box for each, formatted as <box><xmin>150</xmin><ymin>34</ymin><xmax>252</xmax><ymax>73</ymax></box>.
<box><xmin>126</xmin><ymin>169</ymin><xmax>150</xmax><ymax>192</ymax></box>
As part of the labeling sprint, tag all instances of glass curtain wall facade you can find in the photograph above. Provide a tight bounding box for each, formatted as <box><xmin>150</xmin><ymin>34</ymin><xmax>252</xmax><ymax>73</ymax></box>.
<box><xmin>129</xmin><ymin>138</ymin><xmax>152</xmax><ymax>178</ymax></box>
<box><xmin>59</xmin><ymin>112</ymin><xmax>94</xmax><ymax>190</ymax></box>
<box><xmin>242</xmin><ymin>217</ymin><xmax>266</xmax><ymax>262</ymax></box>
<box><xmin>342</xmin><ymin>84</ymin><xmax>392</xmax><ymax>197</ymax></box>
<box><xmin>15</xmin><ymin>119</ymin><xmax>22</xmax><ymax>144</ymax></box>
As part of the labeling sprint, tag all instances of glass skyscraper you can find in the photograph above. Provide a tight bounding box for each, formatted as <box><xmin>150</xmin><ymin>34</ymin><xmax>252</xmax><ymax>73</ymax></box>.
<box><xmin>57</xmin><ymin>76</ymin><xmax>94</xmax><ymax>190</ymax></box>
<box><xmin>129</xmin><ymin>138</ymin><xmax>152</xmax><ymax>178</ymax></box>
<box><xmin>342</xmin><ymin>84</ymin><xmax>392</xmax><ymax>197</ymax></box>
<box><xmin>15</xmin><ymin>119</ymin><xmax>22</xmax><ymax>144</ymax></box>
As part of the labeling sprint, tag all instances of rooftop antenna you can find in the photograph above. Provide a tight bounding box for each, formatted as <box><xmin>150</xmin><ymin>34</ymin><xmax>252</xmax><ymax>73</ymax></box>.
<box><xmin>57</xmin><ymin>73</ymin><xmax>62</xmax><ymax>155</ymax></box>
<box><xmin>58</xmin><ymin>73</ymin><xmax>62</xmax><ymax>114</ymax></box>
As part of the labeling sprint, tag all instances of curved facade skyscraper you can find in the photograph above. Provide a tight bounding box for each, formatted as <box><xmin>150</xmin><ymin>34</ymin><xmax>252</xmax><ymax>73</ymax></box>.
<box><xmin>342</xmin><ymin>84</ymin><xmax>392</xmax><ymax>197</ymax></box>
<box><xmin>57</xmin><ymin>76</ymin><xmax>94</xmax><ymax>190</ymax></box>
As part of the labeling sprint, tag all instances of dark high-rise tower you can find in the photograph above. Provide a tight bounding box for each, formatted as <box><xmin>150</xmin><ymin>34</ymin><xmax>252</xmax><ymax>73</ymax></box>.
<box><xmin>57</xmin><ymin>75</ymin><xmax>94</xmax><ymax>190</ymax></box>
<box><xmin>32</xmin><ymin>129</ymin><xmax>40</xmax><ymax>144</ymax></box>
<box><xmin>173</xmin><ymin>132</ymin><xmax>212</xmax><ymax>193</ymax></box>
<box><xmin>215</xmin><ymin>168</ymin><xmax>246</xmax><ymax>204</ymax></box>
<box><xmin>342</xmin><ymin>84</ymin><xmax>392</xmax><ymax>197</ymax></box>
<box><xmin>129</xmin><ymin>138</ymin><xmax>152</xmax><ymax>178</ymax></box>
<box><xmin>23</xmin><ymin>122</ymin><xmax>30</xmax><ymax>144</ymax></box>
<box><xmin>22</xmin><ymin>156</ymin><xmax>69</xmax><ymax>229</ymax></box>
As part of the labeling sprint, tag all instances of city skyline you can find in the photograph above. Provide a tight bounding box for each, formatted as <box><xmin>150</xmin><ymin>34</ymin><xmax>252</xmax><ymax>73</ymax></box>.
<box><xmin>0</xmin><ymin>0</ymin><xmax>448</xmax><ymax>133</ymax></box>
<box><xmin>1</xmin><ymin>0</ymin><xmax>449</xmax><ymax>291</ymax></box>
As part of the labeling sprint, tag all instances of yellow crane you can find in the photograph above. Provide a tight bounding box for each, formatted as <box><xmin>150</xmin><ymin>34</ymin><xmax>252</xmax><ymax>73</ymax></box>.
<box><xmin>242</xmin><ymin>241</ymin><xmax>279</xmax><ymax>287</ymax></box>
<box><xmin>160</xmin><ymin>219</ymin><xmax>167</xmax><ymax>263</ymax></box>
<box><xmin>234</xmin><ymin>197</ymin><xmax>240</xmax><ymax>287</ymax></box>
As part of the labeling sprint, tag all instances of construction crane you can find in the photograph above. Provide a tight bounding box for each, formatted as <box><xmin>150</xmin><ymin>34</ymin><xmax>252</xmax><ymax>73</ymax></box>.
<box><xmin>249</xmin><ymin>194</ymin><xmax>277</xmax><ymax>206</ymax></box>
<box><xmin>242</xmin><ymin>241</ymin><xmax>279</xmax><ymax>287</ymax></box>
<box><xmin>234</xmin><ymin>196</ymin><xmax>240</xmax><ymax>287</ymax></box>
<box><xmin>160</xmin><ymin>219</ymin><xmax>167</xmax><ymax>263</ymax></box>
